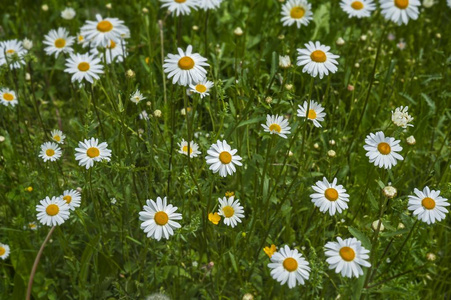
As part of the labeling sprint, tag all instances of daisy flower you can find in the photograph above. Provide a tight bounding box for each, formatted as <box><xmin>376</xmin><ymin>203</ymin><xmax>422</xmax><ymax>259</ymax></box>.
<box><xmin>448</xmin><ymin>0</ymin><xmax>451</xmax><ymax>8</ymax></box>
<box><xmin>0</xmin><ymin>88</ymin><xmax>18</xmax><ymax>107</ymax></box>
<box><xmin>36</xmin><ymin>196</ymin><xmax>71</xmax><ymax>227</ymax></box>
<box><xmin>340</xmin><ymin>0</ymin><xmax>376</xmax><ymax>18</ymax></box>
<box><xmin>268</xmin><ymin>245</ymin><xmax>311</xmax><ymax>288</ymax></box>
<box><xmin>325</xmin><ymin>237</ymin><xmax>371</xmax><ymax>278</ymax></box>
<box><xmin>310</xmin><ymin>177</ymin><xmax>350</xmax><ymax>216</ymax></box>
<box><xmin>296</xmin><ymin>41</ymin><xmax>340</xmax><ymax>79</ymax></box>
<box><xmin>217</xmin><ymin>196</ymin><xmax>245</xmax><ymax>228</ymax></box>
<box><xmin>380</xmin><ymin>0</ymin><xmax>421</xmax><ymax>25</ymax></box>
<box><xmin>297</xmin><ymin>100</ymin><xmax>326</xmax><ymax>127</ymax></box>
<box><xmin>407</xmin><ymin>187</ymin><xmax>449</xmax><ymax>225</ymax></box>
<box><xmin>139</xmin><ymin>197</ymin><xmax>182</xmax><ymax>241</ymax></box>
<box><xmin>50</xmin><ymin>129</ymin><xmax>66</xmax><ymax>144</ymax></box>
<box><xmin>163</xmin><ymin>45</ymin><xmax>209</xmax><ymax>86</ymax></box>
<box><xmin>160</xmin><ymin>0</ymin><xmax>198</xmax><ymax>16</ymax></box>
<box><xmin>261</xmin><ymin>115</ymin><xmax>291</xmax><ymax>139</ymax></box>
<box><xmin>61</xmin><ymin>7</ymin><xmax>76</xmax><ymax>20</ymax></box>
<box><xmin>74</xmin><ymin>137</ymin><xmax>112</xmax><ymax>169</ymax></box>
<box><xmin>198</xmin><ymin>0</ymin><xmax>223</xmax><ymax>10</ymax></box>
<box><xmin>60</xmin><ymin>189</ymin><xmax>82</xmax><ymax>211</ymax></box>
<box><xmin>0</xmin><ymin>243</ymin><xmax>10</xmax><ymax>260</ymax></box>
<box><xmin>130</xmin><ymin>89</ymin><xmax>146</xmax><ymax>104</ymax></box>
<box><xmin>64</xmin><ymin>53</ymin><xmax>104</xmax><ymax>83</ymax></box>
<box><xmin>0</xmin><ymin>39</ymin><xmax>27</xmax><ymax>69</ymax></box>
<box><xmin>189</xmin><ymin>80</ymin><xmax>214</xmax><ymax>98</ymax></box>
<box><xmin>43</xmin><ymin>28</ymin><xmax>75</xmax><ymax>57</ymax></box>
<box><xmin>205</xmin><ymin>140</ymin><xmax>243</xmax><ymax>177</ymax></box>
<box><xmin>26</xmin><ymin>222</ymin><xmax>38</xmax><ymax>230</ymax></box>
<box><xmin>80</xmin><ymin>14</ymin><xmax>130</xmax><ymax>47</ymax></box>
<box><xmin>91</xmin><ymin>39</ymin><xmax>127</xmax><ymax>64</ymax></box>
<box><xmin>280</xmin><ymin>0</ymin><xmax>313</xmax><ymax>29</ymax></box>
<box><xmin>391</xmin><ymin>106</ymin><xmax>414</xmax><ymax>128</ymax></box>
<box><xmin>178</xmin><ymin>139</ymin><xmax>201</xmax><ymax>157</ymax></box>
<box><xmin>364</xmin><ymin>131</ymin><xmax>403</xmax><ymax>169</ymax></box>
<box><xmin>39</xmin><ymin>142</ymin><xmax>62</xmax><ymax>162</ymax></box>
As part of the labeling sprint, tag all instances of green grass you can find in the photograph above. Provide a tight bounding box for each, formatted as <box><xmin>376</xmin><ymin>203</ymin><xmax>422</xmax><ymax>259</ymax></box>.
<box><xmin>1</xmin><ymin>0</ymin><xmax>451</xmax><ymax>299</ymax></box>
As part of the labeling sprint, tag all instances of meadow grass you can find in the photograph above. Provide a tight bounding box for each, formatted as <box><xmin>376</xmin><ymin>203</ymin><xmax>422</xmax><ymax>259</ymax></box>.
<box><xmin>0</xmin><ymin>0</ymin><xmax>450</xmax><ymax>299</ymax></box>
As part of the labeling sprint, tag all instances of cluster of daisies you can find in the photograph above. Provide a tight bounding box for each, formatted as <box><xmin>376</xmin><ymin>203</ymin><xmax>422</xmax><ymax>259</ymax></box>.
<box><xmin>36</xmin><ymin>190</ymin><xmax>81</xmax><ymax>227</ymax></box>
<box><xmin>160</xmin><ymin>0</ymin><xmax>224</xmax><ymax>16</ymax></box>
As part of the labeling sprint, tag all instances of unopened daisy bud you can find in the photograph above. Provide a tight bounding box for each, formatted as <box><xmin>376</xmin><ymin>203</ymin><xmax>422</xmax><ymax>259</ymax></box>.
<box><xmin>111</xmin><ymin>198</ymin><xmax>117</xmax><ymax>204</ymax></box>
<box><xmin>192</xmin><ymin>261</ymin><xmax>198</xmax><ymax>267</ymax></box>
<box><xmin>386</xmin><ymin>258</ymin><xmax>391</xmax><ymax>263</ymax></box>
<box><xmin>382</xmin><ymin>185</ymin><xmax>397</xmax><ymax>198</ymax></box>
<box><xmin>426</xmin><ymin>253</ymin><xmax>436</xmax><ymax>261</ymax></box>
<box><xmin>61</xmin><ymin>7</ymin><xmax>76</xmax><ymax>20</ymax></box>
<box><xmin>41</xmin><ymin>4</ymin><xmax>49</xmax><ymax>11</ymax></box>
<box><xmin>278</xmin><ymin>34</ymin><xmax>285</xmax><ymax>40</ymax></box>
<box><xmin>347</xmin><ymin>84</ymin><xmax>355</xmax><ymax>91</ymax></box>
<box><xmin>285</xmin><ymin>84</ymin><xmax>293</xmax><ymax>90</ymax></box>
<box><xmin>422</xmin><ymin>0</ymin><xmax>434</xmax><ymax>8</ymax></box>
<box><xmin>327</xmin><ymin>150</ymin><xmax>336</xmax><ymax>157</ymax></box>
<box><xmin>313</xmin><ymin>143</ymin><xmax>319</xmax><ymax>149</ymax></box>
<box><xmin>360</xmin><ymin>35</ymin><xmax>367</xmax><ymax>41</ymax></box>
<box><xmin>126</xmin><ymin>69</ymin><xmax>135</xmax><ymax>79</ymax></box>
<box><xmin>279</xmin><ymin>55</ymin><xmax>291</xmax><ymax>69</ymax></box>
<box><xmin>181</xmin><ymin>108</ymin><xmax>186</xmax><ymax>116</ymax></box>
<box><xmin>106</xmin><ymin>3</ymin><xmax>112</xmax><ymax>9</ymax></box>
<box><xmin>146</xmin><ymin>101</ymin><xmax>152</xmax><ymax>106</ymax></box>
<box><xmin>371</xmin><ymin>220</ymin><xmax>384</xmax><ymax>231</ymax></box>
<box><xmin>392</xmin><ymin>106</ymin><xmax>414</xmax><ymax>128</ymax></box>
<box><xmin>25</xmin><ymin>73</ymin><xmax>31</xmax><ymax>81</ymax></box>
<box><xmin>288</xmin><ymin>151</ymin><xmax>293</xmax><ymax>157</ymax></box>
<box><xmin>406</xmin><ymin>135</ymin><xmax>416</xmax><ymax>145</ymax></box>
<box><xmin>354</xmin><ymin>63</ymin><xmax>360</xmax><ymax>68</ymax></box>
<box><xmin>142</xmin><ymin>7</ymin><xmax>149</xmax><ymax>13</ymax></box>
<box><xmin>192</xmin><ymin>25</ymin><xmax>199</xmax><ymax>31</ymax></box>
<box><xmin>242</xmin><ymin>293</ymin><xmax>254</xmax><ymax>300</ymax></box>
<box><xmin>336</xmin><ymin>37</ymin><xmax>345</xmax><ymax>46</ymax></box>
<box><xmin>435</xmin><ymin>33</ymin><xmax>441</xmax><ymax>39</ymax></box>
<box><xmin>0</xmin><ymin>136</ymin><xmax>5</xmax><ymax>142</ymax></box>
<box><xmin>329</xmin><ymin>139</ymin><xmax>336</xmax><ymax>146</ymax></box>
<box><xmin>22</xmin><ymin>38</ymin><xmax>33</xmax><ymax>50</ymax></box>
<box><xmin>154</xmin><ymin>109</ymin><xmax>162</xmax><ymax>118</ymax></box>
<box><xmin>234</xmin><ymin>27</ymin><xmax>243</xmax><ymax>36</ymax></box>
<box><xmin>265</xmin><ymin>96</ymin><xmax>273</xmax><ymax>104</ymax></box>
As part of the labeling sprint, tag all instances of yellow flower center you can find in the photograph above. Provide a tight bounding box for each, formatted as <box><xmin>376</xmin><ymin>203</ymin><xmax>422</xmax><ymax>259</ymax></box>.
<box><xmin>182</xmin><ymin>145</ymin><xmax>193</xmax><ymax>154</ymax></box>
<box><xmin>6</xmin><ymin>49</ymin><xmax>15</xmax><ymax>54</ymax></box>
<box><xmin>29</xmin><ymin>223</ymin><xmax>37</xmax><ymax>229</ymax></box>
<box><xmin>178</xmin><ymin>56</ymin><xmax>195</xmax><ymax>70</ymax></box>
<box><xmin>78</xmin><ymin>62</ymin><xmax>90</xmax><ymax>72</ymax></box>
<box><xmin>395</xmin><ymin>0</ymin><xmax>409</xmax><ymax>9</ymax></box>
<box><xmin>46</xmin><ymin>149</ymin><xmax>55</xmax><ymax>157</ymax></box>
<box><xmin>324</xmin><ymin>188</ymin><xmax>339</xmax><ymax>201</ymax></box>
<box><xmin>377</xmin><ymin>142</ymin><xmax>391</xmax><ymax>155</ymax></box>
<box><xmin>46</xmin><ymin>204</ymin><xmax>60</xmax><ymax>216</ymax></box>
<box><xmin>222</xmin><ymin>205</ymin><xmax>235</xmax><ymax>218</ymax></box>
<box><xmin>195</xmin><ymin>84</ymin><xmax>207</xmax><ymax>93</ymax></box>
<box><xmin>87</xmin><ymin>147</ymin><xmax>100</xmax><ymax>158</ymax></box>
<box><xmin>154</xmin><ymin>211</ymin><xmax>169</xmax><ymax>225</ymax></box>
<box><xmin>422</xmin><ymin>197</ymin><xmax>436</xmax><ymax>210</ymax></box>
<box><xmin>175</xmin><ymin>0</ymin><xmax>186</xmax><ymax>3</ymax></box>
<box><xmin>63</xmin><ymin>195</ymin><xmax>72</xmax><ymax>204</ymax></box>
<box><xmin>219</xmin><ymin>151</ymin><xmax>232</xmax><ymax>164</ymax></box>
<box><xmin>283</xmin><ymin>257</ymin><xmax>298</xmax><ymax>272</ymax></box>
<box><xmin>3</xmin><ymin>93</ymin><xmax>14</xmax><ymax>101</ymax></box>
<box><xmin>310</xmin><ymin>50</ymin><xmax>327</xmax><ymax>63</ymax></box>
<box><xmin>54</xmin><ymin>38</ymin><xmax>66</xmax><ymax>48</ymax></box>
<box><xmin>308</xmin><ymin>109</ymin><xmax>317</xmax><ymax>119</ymax></box>
<box><xmin>97</xmin><ymin>20</ymin><xmax>113</xmax><ymax>32</ymax></box>
<box><xmin>351</xmin><ymin>1</ymin><xmax>364</xmax><ymax>10</ymax></box>
<box><xmin>107</xmin><ymin>40</ymin><xmax>116</xmax><ymax>49</ymax></box>
<box><xmin>0</xmin><ymin>247</ymin><xmax>5</xmax><ymax>256</ymax></box>
<box><xmin>54</xmin><ymin>135</ymin><xmax>61</xmax><ymax>142</ymax></box>
<box><xmin>269</xmin><ymin>123</ymin><xmax>282</xmax><ymax>133</ymax></box>
<box><xmin>78</xmin><ymin>35</ymin><xmax>84</xmax><ymax>42</ymax></box>
<box><xmin>290</xmin><ymin>6</ymin><xmax>305</xmax><ymax>19</ymax></box>
<box><xmin>339</xmin><ymin>246</ymin><xmax>356</xmax><ymax>261</ymax></box>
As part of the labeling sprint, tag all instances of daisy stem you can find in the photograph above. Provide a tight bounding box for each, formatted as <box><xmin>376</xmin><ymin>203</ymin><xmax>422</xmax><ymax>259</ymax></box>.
<box><xmin>90</xmin><ymin>84</ymin><xmax>106</xmax><ymax>140</ymax></box>
<box><xmin>26</xmin><ymin>226</ymin><xmax>56</xmax><ymax>300</ymax></box>
<box><xmin>204</xmin><ymin>11</ymin><xmax>209</xmax><ymax>57</ymax></box>
<box><xmin>158</xmin><ymin>20</ymin><xmax>167</xmax><ymax>104</ymax></box>
<box><xmin>389</xmin><ymin>219</ymin><xmax>419</xmax><ymax>267</ymax></box>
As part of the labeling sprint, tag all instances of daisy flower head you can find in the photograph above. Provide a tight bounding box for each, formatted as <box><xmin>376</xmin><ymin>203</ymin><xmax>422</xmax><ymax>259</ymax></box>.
<box><xmin>50</xmin><ymin>129</ymin><xmax>66</xmax><ymax>144</ymax></box>
<box><xmin>0</xmin><ymin>243</ymin><xmax>10</xmax><ymax>260</ymax></box>
<box><xmin>130</xmin><ymin>89</ymin><xmax>146</xmax><ymax>104</ymax></box>
<box><xmin>205</xmin><ymin>140</ymin><xmax>243</xmax><ymax>177</ymax></box>
<box><xmin>448</xmin><ymin>0</ymin><xmax>451</xmax><ymax>8</ymax></box>
<box><xmin>310</xmin><ymin>177</ymin><xmax>350</xmax><ymax>216</ymax></box>
<box><xmin>268</xmin><ymin>245</ymin><xmax>311</xmax><ymax>288</ymax></box>
<box><xmin>408</xmin><ymin>187</ymin><xmax>449</xmax><ymax>225</ymax></box>
<box><xmin>0</xmin><ymin>39</ymin><xmax>27</xmax><ymax>69</ymax></box>
<box><xmin>64</xmin><ymin>53</ymin><xmax>104</xmax><ymax>83</ymax></box>
<box><xmin>91</xmin><ymin>39</ymin><xmax>127</xmax><ymax>64</ymax></box>
<box><xmin>261</xmin><ymin>115</ymin><xmax>291</xmax><ymax>139</ymax></box>
<box><xmin>39</xmin><ymin>142</ymin><xmax>62</xmax><ymax>162</ymax></box>
<box><xmin>297</xmin><ymin>41</ymin><xmax>340</xmax><ymax>79</ymax></box>
<box><xmin>324</xmin><ymin>237</ymin><xmax>371</xmax><ymax>278</ymax></box>
<box><xmin>217</xmin><ymin>196</ymin><xmax>245</xmax><ymax>228</ymax></box>
<box><xmin>364</xmin><ymin>131</ymin><xmax>403</xmax><ymax>169</ymax></box>
<box><xmin>36</xmin><ymin>196</ymin><xmax>70</xmax><ymax>226</ymax></box>
<box><xmin>189</xmin><ymin>80</ymin><xmax>214</xmax><ymax>98</ymax></box>
<box><xmin>340</xmin><ymin>0</ymin><xmax>376</xmax><ymax>18</ymax></box>
<box><xmin>74</xmin><ymin>137</ymin><xmax>112</xmax><ymax>169</ymax></box>
<box><xmin>160</xmin><ymin>0</ymin><xmax>198</xmax><ymax>16</ymax></box>
<box><xmin>26</xmin><ymin>222</ymin><xmax>38</xmax><ymax>230</ymax></box>
<box><xmin>297</xmin><ymin>100</ymin><xmax>326</xmax><ymax>127</ymax></box>
<box><xmin>61</xmin><ymin>7</ymin><xmax>76</xmax><ymax>20</ymax></box>
<box><xmin>163</xmin><ymin>45</ymin><xmax>209</xmax><ymax>86</ymax></box>
<box><xmin>0</xmin><ymin>88</ymin><xmax>18</xmax><ymax>107</ymax></box>
<box><xmin>198</xmin><ymin>0</ymin><xmax>223</xmax><ymax>10</ymax></box>
<box><xmin>43</xmin><ymin>28</ymin><xmax>75</xmax><ymax>57</ymax></box>
<box><xmin>380</xmin><ymin>0</ymin><xmax>421</xmax><ymax>25</ymax></box>
<box><xmin>60</xmin><ymin>189</ymin><xmax>82</xmax><ymax>211</ymax></box>
<box><xmin>280</xmin><ymin>0</ymin><xmax>313</xmax><ymax>29</ymax></box>
<box><xmin>391</xmin><ymin>106</ymin><xmax>414</xmax><ymax>128</ymax></box>
<box><xmin>139</xmin><ymin>197</ymin><xmax>182</xmax><ymax>241</ymax></box>
<box><xmin>80</xmin><ymin>14</ymin><xmax>130</xmax><ymax>47</ymax></box>
<box><xmin>178</xmin><ymin>139</ymin><xmax>201</xmax><ymax>157</ymax></box>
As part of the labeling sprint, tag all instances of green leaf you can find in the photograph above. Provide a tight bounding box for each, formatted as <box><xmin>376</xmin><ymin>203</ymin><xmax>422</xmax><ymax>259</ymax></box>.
<box><xmin>348</xmin><ymin>226</ymin><xmax>372</xmax><ymax>250</ymax></box>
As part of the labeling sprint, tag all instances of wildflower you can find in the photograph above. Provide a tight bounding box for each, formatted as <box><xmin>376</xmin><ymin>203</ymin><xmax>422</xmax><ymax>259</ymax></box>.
<box><xmin>22</xmin><ymin>38</ymin><xmax>33</xmax><ymax>50</ymax></box>
<box><xmin>178</xmin><ymin>139</ymin><xmax>201</xmax><ymax>157</ymax></box>
<box><xmin>130</xmin><ymin>89</ymin><xmax>146</xmax><ymax>104</ymax></box>
<box><xmin>397</xmin><ymin>39</ymin><xmax>406</xmax><ymax>50</ymax></box>
<box><xmin>263</xmin><ymin>244</ymin><xmax>277</xmax><ymax>258</ymax></box>
<box><xmin>296</xmin><ymin>41</ymin><xmax>339</xmax><ymax>79</ymax></box>
<box><xmin>208</xmin><ymin>212</ymin><xmax>221</xmax><ymax>225</ymax></box>
<box><xmin>0</xmin><ymin>243</ymin><xmax>10</xmax><ymax>260</ymax></box>
<box><xmin>74</xmin><ymin>138</ymin><xmax>112</xmax><ymax>169</ymax></box>
<box><xmin>80</xmin><ymin>14</ymin><xmax>130</xmax><ymax>47</ymax></box>
<box><xmin>279</xmin><ymin>55</ymin><xmax>291</xmax><ymax>68</ymax></box>
<box><xmin>0</xmin><ymin>39</ymin><xmax>27</xmax><ymax>69</ymax></box>
<box><xmin>64</xmin><ymin>53</ymin><xmax>104</xmax><ymax>83</ymax></box>
<box><xmin>225</xmin><ymin>191</ymin><xmax>235</xmax><ymax>197</ymax></box>
<box><xmin>371</xmin><ymin>220</ymin><xmax>384</xmax><ymax>231</ymax></box>
<box><xmin>27</xmin><ymin>222</ymin><xmax>38</xmax><ymax>230</ymax></box>
<box><xmin>382</xmin><ymin>185</ymin><xmax>397</xmax><ymax>198</ymax></box>
<box><xmin>39</xmin><ymin>142</ymin><xmax>62</xmax><ymax>162</ymax></box>
<box><xmin>43</xmin><ymin>28</ymin><xmax>75</xmax><ymax>57</ymax></box>
<box><xmin>261</xmin><ymin>115</ymin><xmax>291</xmax><ymax>139</ymax></box>
<box><xmin>198</xmin><ymin>0</ymin><xmax>224</xmax><ymax>10</ymax></box>
<box><xmin>91</xmin><ymin>39</ymin><xmax>128</xmax><ymax>64</ymax></box>
<box><xmin>36</xmin><ymin>196</ymin><xmax>70</xmax><ymax>226</ymax></box>
<box><xmin>126</xmin><ymin>69</ymin><xmax>136</xmax><ymax>78</ymax></box>
<box><xmin>60</xmin><ymin>189</ymin><xmax>82</xmax><ymax>211</ymax></box>
<box><xmin>310</xmin><ymin>177</ymin><xmax>350</xmax><ymax>216</ymax></box>
<box><xmin>380</xmin><ymin>0</ymin><xmax>421</xmax><ymax>25</ymax></box>
<box><xmin>280</xmin><ymin>0</ymin><xmax>313</xmax><ymax>28</ymax></box>
<box><xmin>426</xmin><ymin>253</ymin><xmax>436</xmax><ymax>261</ymax></box>
<box><xmin>406</xmin><ymin>135</ymin><xmax>416</xmax><ymax>145</ymax></box>
<box><xmin>297</xmin><ymin>100</ymin><xmax>326</xmax><ymax>127</ymax></box>
<box><xmin>363</xmin><ymin>131</ymin><xmax>403</xmax><ymax>169</ymax></box>
<box><xmin>392</xmin><ymin>106</ymin><xmax>413</xmax><ymax>128</ymax></box>
<box><xmin>139</xmin><ymin>110</ymin><xmax>149</xmax><ymax>120</ymax></box>
<box><xmin>61</xmin><ymin>7</ymin><xmax>76</xmax><ymax>20</ymax></box>
<box><xmin>154</xmin><ymin>110</ymin><xmax>162</xmax><ymax>117</ymax></box>
<box><xmin>205</xmin><ymin>140</ymin><xmax>243</xmax><ymax>177</ymax></box>
<box><xmin>407</xmin><ymin>187</ymin><xmax>449</xmax><ymax>224</ymax></box>
<box><xmin>160</xmin><ymin>0</ymin><xmax>198</xmax><ymax>16</ymax></box>
<box><xmin>267</xmin><ymin>245</ymin><xmax>310</xmax><ymax>288</ymax></box>
<box><xmin>189</xmin><ymin>80</ymin><xmax>214</xmax><ymax>98</ymax></box>
<box><xmin>234</xmin><ymin>27</ymin><xmax>244</xmax><ymax>36</ymax></box>
<box><xmin>218</xmin><ymin>196</ymin><xmax>245</xmax><ymax>227</ymax></box>
<box><xmin>50</xmin><ymin>129</ymin><xmax>66</xmax><ymax>144</ymax></box>
<box><xmin>327</xmin><ymin>150</ymin><xmax>336</xmax><ymax>157</ymax></box>
<box><xmin>41</xmin><ymin>4</ymin><xmax>49</xmax><ymax>11</ymax></box>
<box><xmin>0</xmin><ymin>88</ymin><xmax>18</xmax><ymax>107</ymax></box>
<box><xmin>26</xmin><ymin>186</ymin><xmax>33</xmax><ymax>192</ymax></box>
<box><xmin>340</xmin><ymin>0</ymin><xmax>376</xmax><ymax>18</ymax></box>
<box><xmin>336</xmin><ymin>37</ymin><xmax>345</xmax><ymax>46</ymax></box>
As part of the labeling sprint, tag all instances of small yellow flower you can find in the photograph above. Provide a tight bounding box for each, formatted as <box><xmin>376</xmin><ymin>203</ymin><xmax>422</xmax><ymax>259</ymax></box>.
<box><xmin>225</xmin><ymin>191</ymin><xmax>235</xmax><ymax>198</ymax></box>
<box><xmin>26</xmin><ymin>186</ymin><xmax>33</xmax><ymax>192</ymax></box>
<box><xmin>263</xmin><ymin>244</ymin><xmax>277</xmax><ymax>258</ymax></box>
<box><xmin>208</xmin><ymin>212</ymin><xmax>221</xmax><ymax>225</ymax></box>
<box><xmin>145</xmin><ymin>57</ymin><xmax>150</xmax><ymax>64</ymax></box>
